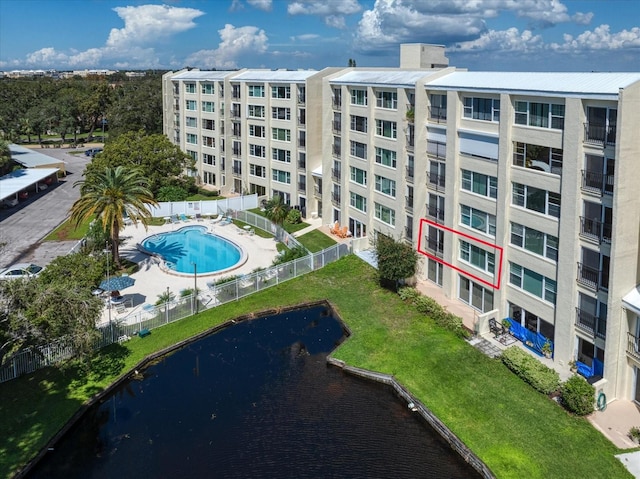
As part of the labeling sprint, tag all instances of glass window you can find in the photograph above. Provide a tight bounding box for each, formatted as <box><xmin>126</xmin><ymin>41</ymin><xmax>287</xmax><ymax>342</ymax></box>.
<box><xmin>375</xmin><ymin>119</ymin><xmax>397</xmax><ymax>139</ymax></box>
<box><xmin>272</xmin><ymin>148</ymin><xmax>291</xmax><ymax>163</ymax></box>
<box><xmin>350</xmin><ymin>167</ymin><xmax>367</xmax><ymax>186</ymax></box>
<box><xmin>460</xmin><ymin>205</ymin><xmax>496</xmax><ymax>236</ymax></box>
<box><xmin>350</xmin><ymin>115</ymin><xmax>368</xmax><ymax>133</ymax></box>
<box><xmin>375</xmin><ymin>147</ymin><xmax>397</xmax><ymax>168</ymax></box>
<box><xmin>272</xmin><ymin>169</ymin><xmax>291</xmax><ymax>184</ymax></box>
<box><xmin>350</xmin><ymin>192</ymin><xmax>367</xmax><ymax>212</ymax></box>
<box><xmin>461</xmin><ymin>170</ymin><xmax>497</xmax><ymax>199</ymax></box>
<box><xmin>374</xmin><ymin>175</ymin><xmax>396</xmax><ymax>198</ymax></box>
<box><xmin>185</xmin><ymin>83</ymin><xmax>196</xmax><ymax>94</ymax></box>
<box><xmin>350</xmin><ymin>89</ymin><xmax>367</xmax><ymax>106</ymax></box>
<box><xmin>272</xmin><ymin>128</ymin><xmax>291</xmax><ymax>142</ymax></box>
<box><xmin>202</xmin><ymin>101</ymin><xmax>215</xmax><ymax>113</ymax></box>
<box><xmin>374</xmin><ymin>203</ymin><xmax>395</xmax><ymax>226</ymax></box>
<box><xmin>201</xmin><ymin>83</ymin><xmax>214</xmax><ymax>95</ymax></box>
<box><xmin>350</xmin><ymin>141</ymin><xmax>367</xmax><ymax>160</ymax></box>
<box><xmin>185</xmin><ymin>100</ymin><xmax>197</xmax><ymax>110</ymax></box>
<box><xmin>185</xmin><ymin>117</ymin><xmax>197</xmax><ymax>128</ymax></box>
<box><xmin>509</xmin><ymin>263</ymin><xmax>556</xmax><ymax>304</ymax></box>
<box><xmin>376</xmin><ymin>91</ymin><xmax>397</xmax><ymax>109</ymax></box>
<box><xmin>271</xmin><ymin>86</ymin><xmax>291</xmax><ymax>99</ymax></box>
<box><xmin>248</xmin><ymin>85</ymin><xmax>265</xmax><ymax>97</ymax></box>
<box><xmin>463</xmin><ymin>97</ymin><xmax>500</xmax><ymax>122</ymax></box>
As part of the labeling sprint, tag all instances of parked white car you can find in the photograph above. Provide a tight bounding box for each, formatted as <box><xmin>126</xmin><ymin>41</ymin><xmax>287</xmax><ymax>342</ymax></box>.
<box><xmin>0</xmin><ymin>263</ymin><xmax>43</xmax><ymax>280</ymax></box>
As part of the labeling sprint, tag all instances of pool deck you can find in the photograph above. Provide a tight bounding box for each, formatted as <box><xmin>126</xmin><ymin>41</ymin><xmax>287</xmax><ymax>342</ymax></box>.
<box><xmin>98</xmin><ymin>217</ymin><xmax>280</xmax><ymax>326</ymax></box>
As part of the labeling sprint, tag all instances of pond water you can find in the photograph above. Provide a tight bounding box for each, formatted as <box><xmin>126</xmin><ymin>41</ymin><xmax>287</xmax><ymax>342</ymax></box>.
<box><xmin>28</xmin><ymin>305</ymin><xmax>481</xmax><ymax>479</ymax></box>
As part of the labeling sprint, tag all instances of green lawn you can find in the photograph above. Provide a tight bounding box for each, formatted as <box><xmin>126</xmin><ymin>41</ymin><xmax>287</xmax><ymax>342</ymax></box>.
<box><xmin>186</xmin><ymin>194</ymin><xmax>224</xmax><ymax>201</ymax></box>
<box><xmin>296</xmin><ymin>229</ymin><xmax>337</xmax><ymax>253</ymax></box>
<box><xmin>44</xmin><ymin>217</ymin><xmax>92</xmax><ymax>241</ymax></box>
<box><xmin>0</xmin><ymin>256</ymin><xmax>630</xmax><ymax>479</ymax></box>
<box><xmin>248</xmin><ymin>207</ymin><xmax>309</xmax><ymax>234</ymax></box>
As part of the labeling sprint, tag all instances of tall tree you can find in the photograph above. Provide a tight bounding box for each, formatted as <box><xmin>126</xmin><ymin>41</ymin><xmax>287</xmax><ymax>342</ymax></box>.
<box><xmin>0</xmin><ymin>138</ymin><xmax>12</xmax><ymax>175</ymax></box>
<box><xmin>70</xmin><ymin>166</ymin><xmax>158</xmax><ymax>267</ymax></box>
<box><xmin>86</xmin><ymin>131</ymin><xmax>195</xmax><ymax>196</ymax></box>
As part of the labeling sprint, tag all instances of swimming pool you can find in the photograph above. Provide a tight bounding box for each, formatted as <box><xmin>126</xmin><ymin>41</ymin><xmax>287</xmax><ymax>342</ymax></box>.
<box><xmin>140</xmin><ymin>226</ymin><xmax>245</xmax><ymax>276</ymax></box>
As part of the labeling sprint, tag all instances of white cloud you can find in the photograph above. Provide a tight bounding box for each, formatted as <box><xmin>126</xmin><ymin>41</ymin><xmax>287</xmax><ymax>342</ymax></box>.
<box><xmin>25</xmin><ymin>48</ymin><xmax>70</xmax><ymax>66</ymax></box>
<box><xmin>247</xmin><ymin>0</ymin><xmax>272</xmax><ymax>11</ymax></box>
<box><xmin>185</xmin><ymin>24</ymin><xmax>269</xmax><ymax>69</ymax></box>
<box><xmin>107</xmin><ymin>5</ymin><xmax>205</xmax><ymax>48</ymax></box>
<box><xmin>451</xmin><ymin>27</ymin><xmax>544</xmax><ymax>52</ymax></box>
<box><xmin>288</xmin><ymin>0</ymin><xmax>362</xmax><ymax>28</ymax></box>
<box><xmin>550</xmin><ymin>24</ymin><xmax>640</xmax><ymax>51</ymax></box>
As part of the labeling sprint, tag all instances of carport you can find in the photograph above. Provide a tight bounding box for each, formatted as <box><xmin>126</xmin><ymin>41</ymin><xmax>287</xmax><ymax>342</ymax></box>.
<box><xmin>9</xmin><ymin>143</ymin><xmax>67</xmax><ymax>174</ymax></box>
<box><xmin>0</xmin><ymin>168</ymin><xmax>60</xmax><ymax>207</ymax></box>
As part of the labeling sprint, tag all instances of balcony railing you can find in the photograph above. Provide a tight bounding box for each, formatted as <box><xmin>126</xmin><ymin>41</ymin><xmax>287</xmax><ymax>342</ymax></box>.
<box><xmin>575</xmin><ymin>307</ymin><xmax>607</xmax><ymax>339</ymax></box>
<box><xmin>405</xmin><ymin>226</ymin><xmax>413</xmax><ymax>241</ymax></box>
<box><xmin>579</xmin><ymin>216</ymin><xmax>612</xmax><ymax>244</ymax></box>
<box><xmin>576</xmin><ymin>262</ymin><xmax>609</xmax><ymax>292</ymax></box>
<box><xmin>332</xmin><ymin>145</ymin><xmax>341</xmax><ymax>158</ymax></box>
<box><xmin>298</xmin><ymin>138</ymin><xmax>306</xmax><ymax>148</ymax></box>
<box><xmin>405</xmin><ymin>196</ymin><xmax>414</xmax><ymax>212</ymax></box>
<box><xmin>232</xmin><ymin>147</ymin><xmax>242</xmax><ymax>157</ymax></box>
<box><xmin>427</xmin><ymin>141</ymin><xmax>446</xmax><ymax>160</ymax></box>
<box><xmin>581</xmin><ymin>170</ymin><xmax>614</xmax><ymax>196</ymax></box>
<box><xmin>405</xmin><ymin>167</ymin><xmax>414</xmax><ymax>183</ymax></box>
<box><xmin>427</xmin><ymin>173</ymin><xmax>446</xmax><ymax>192</ymax></box>
<box><xmin>627</xmin><ymin>332</ymin><xmax>640</xmax><ymax>362</ymax></box>
<box><xmin>231</xmin><ymin>109</ymin><xmax>241</xmax><ymax>119</ymax></box>
<box><xmin>331</xmin><ymin>169</ymin><xmax>341</xmax><ymax>182</ymax></box>
<box><xmin>406</xmin><ymin>134</ymin><xmax>414</xmax><ymax>150</ymax></box>
<box><xmin>331</xmin><ymin>192</ymin><xmax>341</xmax><ymax>204</ymax></box>
<box><xmin>427</xmin><ymin>205</ymin><xmax>445</xmax><ymax>223</ymax></box>
<box><xmin>428</xmin><ymin>106</ymin><xmax>447</xmax><ymax>124</ymax></box>
<box><xmin>425</xmin><ymin>237</ymin><xmax>444</xmax><ymax>257</ymax></box>
<box><xmin>298</xmin><ymin>182</ymin><xmax>306</xmax><ymax>193</ymax></box>
<box><xmin>584</xmin><ymin>122</ymin><xmax>616</xmax><ymax>146</ymax></box>
<box><xmin>332</xmin><ymin>121</ymin><xmax>342</xmax><ymax>133</ymax></box>
<box><xmin>232</xmin><ymin>167</ymin><xmax>242</xmax><ymax>176</ymax></box>
<box><xmin>332</xmin><ymin>98</ymin><xmax>342</xmax><ymax>109</ymax></box>
<box><xmin>314</xmin><ymin>186</ymin><xmax>322</xmax><ymax>198</ymax></box>
<box><xmin>298</xmin><ymin>95</ymin><xmax>306</xmax><ymax>105</ymax></box>
<box><xmin>298</xmin><ymin>160</ymin><xmax>306</xmax><ymax>170</ymax></box>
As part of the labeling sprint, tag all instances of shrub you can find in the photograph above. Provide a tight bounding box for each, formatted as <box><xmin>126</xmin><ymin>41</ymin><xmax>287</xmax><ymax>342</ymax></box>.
<box><xmin>397</xmin><ymin>287</ymin><xmax>469</xmax><ymax>339</ymax></box>
<box><xmin>197</xmin><ymin>188</ymin><xmax>220</xmax><ymax>197</ymax></box>
<box><xmin>501</xmin><ymin>347</ymin><xmax>561</xmax><ymax>395</ymax></box>
<box><xmin>286</xmin><ymin>209</ymin><xmax>302</xmax><ymax>224</ymax></box>
<box><xmin>560</xmin><ymin>375</ymin><xmax>595</xmax><ymax>416</ymax></box>
<box><xmin>628</xmin><ymin>426</ymin><xmax>640</xmax><ymax>443</ymax></box>
<box><xmin>157</xmin><ymin>185</ymin><xmax>189</xmax><ymax>202</ymax></box>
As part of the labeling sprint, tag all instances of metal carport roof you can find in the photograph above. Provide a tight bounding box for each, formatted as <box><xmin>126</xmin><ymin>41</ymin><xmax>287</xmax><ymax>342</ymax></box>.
<box><xmin>0</xmin><ymin>168</ymin><xmax>59</xmax><ymax>201</ymax></box>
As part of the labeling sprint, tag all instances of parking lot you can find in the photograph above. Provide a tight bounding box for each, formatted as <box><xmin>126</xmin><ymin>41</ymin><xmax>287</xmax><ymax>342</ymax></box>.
<box><xmin>0</xmin><ymin>147</ymin><xmax>93</xmax><ymax>268</ymax></box>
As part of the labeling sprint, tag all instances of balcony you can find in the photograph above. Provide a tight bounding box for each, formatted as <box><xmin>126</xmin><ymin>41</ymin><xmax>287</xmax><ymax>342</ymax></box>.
<box><xmin>298</xmin><ymin>138</ymin><xmax>306</xmax><ymax>149</ymax></box>
<box><xmin>331</xmin><ymin>169</ymin><xmax>341</xmax><ymax>182</ymax></box>
<box><xmin>405</xmin><ymin>196</ymin><xmax>414</xmax><ymax>213</ymax></box>
<box><xmin>405</xmin><ymin>167</ymin><xmax>414</xmax><ymax>183</ymax></box>
<box><xmin>426</xmin><ymin>173</ymin><xmax>446</xmax><ymax>192</ymax></box>
<box><xmin>332</xmin><ymin>98</ymin><xmax>342</xmax><ymax>110</ymax></box>
<box><xmin>298</xmin><ymin>94</ymin><xmax>306</xmax><ymax>105</ymax></box>
<box><xmin>405</xmin><ymin>226</ymin><xmax>413</xmax><ymax>241</ymax></box>
<box><xmin>331</xmin><ymin>192</ymin><xmax>341</xmax><ymax>205</ymax></box>
<box><xmin>584</xmin><ymin>122</ymin><xmax>616</xmax><ymax>146</ymax></box>
<box><xmin>232</xmin><ymin>147</ymin><xmax>242</xmax><ymax>157</ymax></box>
<box><xmin>332</xmin><ymin>145</ymin><xmax>341</xmax><ymax>158</ymax></box>
<box><xmin>314</xmin><ymin>186</ymin><xmax>322</xmax><ymax>199</ymax></box>
<box><xmin>428</xmin><ymin>106</ymin><xmax>447</xmax><ymax>124</ymax></box>
<box><xmin>579</xmin><ymin>216</ymin><xmax>612</xmax><ymax>244</ymax></box>
<box><xmin>332</xmin><ymin>121</ymin><xmax>342</xmax><ymax>133</ymax></box>
<box><xmin>232</xmin><ymin>166</ymin><xmax>242</xmax><ymax>177</ymax></box>
<box><xmin>427</xmin><ymin>141</ymin><xmax>446</xmax><ymax>160</ymax></box>
<box><xmin>581</xmin><ymin>170</ymin><xmax>614</xmax><ymax>196</ymax></box>
<box><xmin>425</xmin><ymin>237</ymin><xmax>444</xmax><ymax>257</ymax></box>
<box><xmin>298</xmin><ymin>159</ymin><xmax>306</xmax><ymax>170</ymax></box>
<box><xmin>627</xmin><ymin>332</ymin><xmax>640</xmax><ymax>362</ymax></box>
<box><xmin>405</xmin><ymin>134</ymin><xmax>414</xmax><ymax>151</ymax></box>
<box><xmin>231</xmin><ymin>108</ymin><xmax>241</xmax><ymax>120</ymax></box>
<box><xmin>575</xmin><ymin>307</ymin><xmax>607</xmax><ymax>339</ymax></box>
<box><xmin>427</xmin><ymin>205</ymin><xmax>445</xmax><ymax>223</ymax></box>
<box><xmin>576</xmin><ymin>262</ymin><xmax>609</xmax><ymax>292</ymax></box>
<box><xmin>298</xmin><ymin>182</ymin><xmax>306</xmax><ymax>193</ymax></box>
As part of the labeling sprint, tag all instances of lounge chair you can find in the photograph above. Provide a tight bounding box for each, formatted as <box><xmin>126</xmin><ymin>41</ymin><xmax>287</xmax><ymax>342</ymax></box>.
<box><xmin>339</xmin><ymin>226</ymin><xmax>349</xmax><ymax>238</ymax></box>
<box><xmin>170</xmin><ymin>214</ymin><xmax>180</xmax><ymax>223</ymax></box>
<box><xmin>195</xmin><ymin>213</ymin><xmax>204</xmax><ymax>221</ymax></box>
<box><xmin>211</xmin><ymin>214</ymin><xmax>223</xmax><ymax>224</ymax></box>
<box><xmin>180</xmin><ymin>213</ymin><xmax>189</xmax><ymax>222</ymax></box>
<box><xmin>330</xmin><ymin>221</ymin><xmax>340</xmax><ymax>235</ymax></box>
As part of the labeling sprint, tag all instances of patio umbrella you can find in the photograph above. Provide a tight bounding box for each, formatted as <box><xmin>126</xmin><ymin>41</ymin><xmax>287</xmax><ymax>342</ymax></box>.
<box><xmin>99</xmin><ymin>275</ymin><xmax>135</xmax><ymax>292</ymax></box>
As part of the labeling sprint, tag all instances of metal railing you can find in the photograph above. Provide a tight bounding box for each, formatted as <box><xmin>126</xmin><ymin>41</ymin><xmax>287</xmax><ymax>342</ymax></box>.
<box><xmin>579</xmin><ymin>216</ymin><xmax>612</xmax><ymax>244</ymax></box>
<box><xmin>584</xmin><ymin>122</ymin><xmax>616</xmax><ymax>146</ymax></box>
<box><xmin>575</xmin><ymin>307</ymin><xmax>607</xmax><ymax>339</ymax></box>
<box><xmin>627</xmin><ymin>332</ymin><xmax>640</xmax><ymax>362</ymax></box>
<box><xmin>0</xmin><ymin>224</ymin><xmax>350</xmax><ymax>383</ymax></box>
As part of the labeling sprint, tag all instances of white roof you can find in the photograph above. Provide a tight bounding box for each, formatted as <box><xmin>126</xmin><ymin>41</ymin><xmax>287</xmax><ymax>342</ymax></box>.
<box><xmin>171</xmin><ymin>71</ymin><xmax>235</xmax><ymax>81</ymax></box>
<box><xmin>0</xmin><ymin>168</ymin><xmax>59</xmax><ymax>201</ymax></box>
<box><xmin>330</xmin><ymin>69</ymin><xmax>440</xmax><ymax>88</ymax></box>
<box><xmin>311</xmin><ymin>166</ymin><xmax>323</xmax><ymax>177</ymax></box>
<box><xmin>10</xmin><ymin>144</ymin><xmax>66</xmax><ymax>168</ymax></box>
<box><xmin>231</xmin><ymin>70</ymin><xmax>317</xmax><ymax>83</ymax></box>
<box><xmin>427</xmin><ymin>72</ymin><xmax>640</xmax><ymax>99</ymax></box>
<box><xmin>623</xmin><ymin>285</ymin><xmax>640</xmax><ymax>316</ymax></box>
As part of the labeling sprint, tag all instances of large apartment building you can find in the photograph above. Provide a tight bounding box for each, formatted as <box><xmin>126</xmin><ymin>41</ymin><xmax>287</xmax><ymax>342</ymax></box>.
<box><xmin>162</xmin><ymin>45</ymin><xmax>640</xmax><ymax>405</ymax></box>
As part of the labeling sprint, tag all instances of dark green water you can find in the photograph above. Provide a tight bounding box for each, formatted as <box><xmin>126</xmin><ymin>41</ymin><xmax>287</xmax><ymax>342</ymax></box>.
<box><xmin>28</xmin><ymin>305</ymin><xmax>481</xmax><ymax>478</ymax></box>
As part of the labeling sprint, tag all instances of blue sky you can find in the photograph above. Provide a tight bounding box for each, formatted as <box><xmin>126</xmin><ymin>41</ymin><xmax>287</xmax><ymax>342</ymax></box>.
<box><xmin>1</xmin><ymin>0</ymin><xmax>638</xmax><ymax>72</ymax></box>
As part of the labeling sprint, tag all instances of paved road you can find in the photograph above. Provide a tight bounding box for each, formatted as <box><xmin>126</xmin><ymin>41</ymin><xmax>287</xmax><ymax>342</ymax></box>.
<box><xmin>0</xmin><ymin>147</ymin><xmax>93</xmax><ymax>268</ymax></box>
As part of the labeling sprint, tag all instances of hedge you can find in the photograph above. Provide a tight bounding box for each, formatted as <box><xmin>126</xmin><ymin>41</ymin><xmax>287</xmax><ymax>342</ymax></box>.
<box><xmin>501</xmin><ymin>346</ymin><xmax>561</xmax><ymax>395</ymax></box>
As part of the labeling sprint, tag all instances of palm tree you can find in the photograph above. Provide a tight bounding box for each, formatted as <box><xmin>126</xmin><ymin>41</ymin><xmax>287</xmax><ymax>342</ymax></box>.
<box><xmin>70</xmin><ymin>166</ymin><xmax>157</xmax><ymax>267</ymax></box>
<box><xmin>264</xmin><ymin>194</ymin><xmax>289</xmax><ymax>226</ymax></box>
<box><xmin>0</xmin><ymin>139</ymin><xmax>12</xmax><ymax>175</ymax></box>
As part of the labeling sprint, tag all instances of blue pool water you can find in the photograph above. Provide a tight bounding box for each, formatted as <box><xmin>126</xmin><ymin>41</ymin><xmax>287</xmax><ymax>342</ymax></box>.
<box><xmin>141</xmin><ymin>226</ymin><xmax>242</xmax><ymax>274</ymax></box>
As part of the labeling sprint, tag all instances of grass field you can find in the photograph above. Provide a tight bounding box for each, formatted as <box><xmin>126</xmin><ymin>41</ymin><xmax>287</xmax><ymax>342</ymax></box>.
<box><xmin>0</xmin><ymin>256</ymin><xmax>631</xmax><ymax>478</ymax></box>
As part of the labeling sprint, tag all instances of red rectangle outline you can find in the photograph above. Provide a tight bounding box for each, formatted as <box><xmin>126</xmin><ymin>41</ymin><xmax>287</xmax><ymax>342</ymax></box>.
<box><xmin>417</xmin><ymin>218</ymin><xmax>504</xmax><ymax>290</ymax></box>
